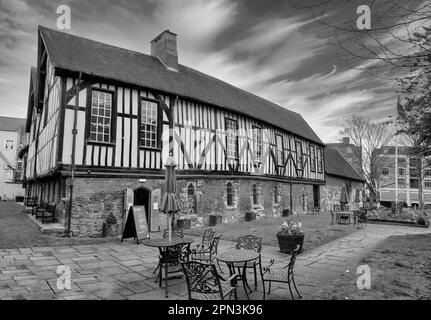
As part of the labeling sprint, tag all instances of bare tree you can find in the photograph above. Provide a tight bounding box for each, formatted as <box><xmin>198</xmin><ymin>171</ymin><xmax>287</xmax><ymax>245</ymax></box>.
<box><xmin>290</xmin><ymin>0</ymin><xmax>431</xmax><ymax>74</ymax></box>
<box><xmin>339</xmin><ymin>115</ymin><xmax>393</xmax><ymax>196</ymax></box>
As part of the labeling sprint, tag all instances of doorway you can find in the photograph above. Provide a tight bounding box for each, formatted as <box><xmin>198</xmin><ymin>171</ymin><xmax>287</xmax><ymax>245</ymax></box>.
<box><xmin>134</xmin><ymin>187</ymin><xmax>151</xmax><ymax>226</ymax></box>
<box><xmin>313</xmin><ymin>185</ymin><xmax>320</xmax><ymax>208</ymax></box>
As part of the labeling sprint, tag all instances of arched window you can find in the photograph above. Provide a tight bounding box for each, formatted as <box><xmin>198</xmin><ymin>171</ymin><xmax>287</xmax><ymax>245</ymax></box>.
<box><xmin>226</xmin><ymin>182</ymin><xmax>233</xmax><ymax>206</ymax></box>
<box><xmin>187</xmin><ymin>183</ymin><xmax>195</xmax><ymax>196</ymax></box>
<box><xmin>187</xmin><ymin>183</ymin><xmax>196</xmax><ymax>213</ymax></box>
<box><xmin>274</xmin><ymin>185</ymin><xmax>280</xmax><ymax>204</ymax></box>
<box><xmin>252</xmin><ymin>183</ymin><xmax>259</xmax><ymax>205</ymax></box>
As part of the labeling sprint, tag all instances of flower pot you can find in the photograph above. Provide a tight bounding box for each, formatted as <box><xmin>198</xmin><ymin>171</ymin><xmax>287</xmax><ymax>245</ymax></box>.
<box><xmin>276</xmin><ymin>233</ymin><xmax>304</xmax><ymax>254</ymax></box>
<box><xmin>177</xmin><ymin>219</ymin><xmax>191</xmax><ymax>229</ymax></box>
<box><xmin>245</xmin><ymin>212</ymin><xmax>256</xmax><ymax>222</ymax></box>
<box><xmin>103</xmin><ymin>223</ymin><xmax>118</xmax><ymax>237</ymax></box>
<box><xmin>208</xmin><ymin>215</ymin><xmax>217</xmax><ymax>226</ymax></box>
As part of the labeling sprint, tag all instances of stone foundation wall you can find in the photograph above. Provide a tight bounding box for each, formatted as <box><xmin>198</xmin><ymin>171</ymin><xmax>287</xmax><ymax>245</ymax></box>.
<box><xmin>28</xmin><ymin>176</ymin><xmax>321</xmax><ymax>237</ymax></box>
<box><xmin>321</xmin><ymin>175</ymin><xmax>364</xmax><ymax>211</ymax></box>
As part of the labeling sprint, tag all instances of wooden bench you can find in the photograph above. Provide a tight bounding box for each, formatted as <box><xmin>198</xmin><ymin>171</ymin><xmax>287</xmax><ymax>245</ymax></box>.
<box><xmin>24</xmin><ymin>197</ymin><xmax>38</xmax><ymax>213</ymax></box>
<box><xmin>307</xmin><ymin>206</ymin><xmax>320</xmax><ymax>215</ymax></box>
<box><xmin>34</xmin><ymin>203</ymin><xmax>57</xmax><ymax>224</ymax></box>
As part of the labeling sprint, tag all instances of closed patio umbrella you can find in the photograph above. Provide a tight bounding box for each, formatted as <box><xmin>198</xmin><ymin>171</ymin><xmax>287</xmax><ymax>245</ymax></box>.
<box><xmin>160</xmin><ymin>157</ymin><xmax>180</xmax><ymax>241</ymax></box>
<box><xmin>340</xmin><ymin>186</ymin><xmax>348</xmax><ymax>210</ymax></box>
<box><xmin>355</xmin><ymin>190</ymin><xmax>360</xmax><ymax>203</ymax></box>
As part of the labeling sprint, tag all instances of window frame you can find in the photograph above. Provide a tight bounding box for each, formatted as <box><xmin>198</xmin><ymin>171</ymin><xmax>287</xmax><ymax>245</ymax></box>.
<box><xmin>276</xmin><ymin>134</ymin><xmax>285</xmax><ymax>167</ymax></box>
<box><xmin>252</xmin><ymin>125</ymin><xmax>262</xmax><ymax>164</ymax></box>
<box><xmin>295</xmin><ymin>140</ymin><xmax>303</xmax><ymax>171</ymax></box>
<box><xmin>252</xmin><ymin>183</ymin><xmax>259</xmax><ymax>206</ymax></box>
<box><xmin>310</xmin><ymin>145</ymin><xmax>316</xmax><ymax>172</ymax></box>
<box><xmin>138</xmin><ymin>97</ymin><xmax>162</xmax><ymax>150</ymax></box>
<box><xmin>86</xmin><ymin>87</ymin><xmax>117</xmax><ymax>146</ymax></box>
<box><xmin>317</xmin><ymin>147</ymin><xmax>323</xmax><ymax>173</ymax></box>
<box><xmin>273</xmin><ymin>185</ymin><xmax>281</xmax><ymax>205</ymax></box>
<box><xmin>225</xmin><ymin>118</ymin><xmax>239</xmax><ymax>160</ymax></box>
<box><xmin>226</xmin><ymin>182</ymin><xmax>234</xmax><ymax>207</ymax></box>
<box><xmin>398</xmin><ymin>178</ymin><xmax>406</xmax><ymax>188</ymax></box>
<box><xmin>382</xmin><ymin>167</ymin><xmax>389</xmax><ymax>175</ymax></box>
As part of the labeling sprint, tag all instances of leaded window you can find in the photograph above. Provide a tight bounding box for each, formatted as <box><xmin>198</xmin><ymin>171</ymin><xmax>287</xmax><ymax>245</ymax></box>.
<box><xmin>276</xmin><ymin>134</ymin><xmax>284</xmax><ymax>166</ymax></box>
<box><xmin>310</xmin><ymin>145</ymin><xmax>316</xmax><ymax>172</ymax></box>
<box><xmin>295</xmin><ymin>141</ymin><xmax>303</xmax><ymax>170</ymax></box>
<box><xmin>252</xmin><ymin>126</ymin><xmax>262</xmax><ymax>162</ymax></box>
<box><xmin>226</xmin><ymin>182</ymin><xmax>233</xmax><ymax>206</ymax></box>
<box><xmin>90</xmin><ymin>90</ymin><xmax>112</xmax><ymax>143</ymax></box>
<box><xmin>140</xmin><ymin>99</ymin><xmax>158</xmax><ymax>148</ymax></box>
<box><xmin>225</xmin><ymin>118</ymin><xmax>238</xmax><ymax>159</ymax></box>
<box><xmin>252</xmin><ymin>183</ymin><xmax>259</xmax><ymax>205</ymax></box>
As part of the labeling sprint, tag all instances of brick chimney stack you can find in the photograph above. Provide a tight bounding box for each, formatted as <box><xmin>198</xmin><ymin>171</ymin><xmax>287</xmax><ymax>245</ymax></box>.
<box><xmin>150</xmin><ymin>30</ymin><xmax>178</xmax><ymax>71</ymax></box>
<box><xmin>342</xmin><ymin>137</ymin><xmax>350</xmax><ymax>144</ymax></box>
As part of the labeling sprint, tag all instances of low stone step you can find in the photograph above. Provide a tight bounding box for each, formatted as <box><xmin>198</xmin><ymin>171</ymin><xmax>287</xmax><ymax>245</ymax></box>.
<box><xmin>26</xmin><ymin>213</ymin><xmax>65</xmax><ymax>235</ymax></box>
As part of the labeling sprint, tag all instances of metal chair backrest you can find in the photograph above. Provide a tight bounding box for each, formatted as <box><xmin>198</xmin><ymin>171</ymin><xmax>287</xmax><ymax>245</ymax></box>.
<box><xmin>163</xmin><ymin>228</ymin><xmax>184</xmax><ymax>239</ymax></box>
<box><xmin>181</xmin><ymin>261</ymin><xmax>223</xmax><ymax>300</ymax></box>
<box><xmin>202</xmin><ymin>228</ymin><xmax>215</xmax><ymax>246</ymax></box>
<box><xmin>210</xmin><ymin>234</ymin><xmax>222</xmax><ymax>257</ymax></box>
<box><xmin>288</xmin><ymin>244</ymin><xmax>301</xmax><ymax>275</ymax></box>
<box><xmin>236</xmin><ymin>235</ymin><xmax>262</xmax><ymax>253</ymax></box>
<box><xmin>159</xmin><ymin>243</ymin><xmax>189</xmax><ymax>266</ymax></box>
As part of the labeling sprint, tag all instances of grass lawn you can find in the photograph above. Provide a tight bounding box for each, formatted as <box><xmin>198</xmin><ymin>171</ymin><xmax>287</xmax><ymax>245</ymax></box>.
<box><xmin>311</xmin><ymin>233</ymin><xmax>431</xmax><ymax>299</ymax></box>
<box><xmin>184</xmin><ymin>213</ymin><xmax>357</xmax><ymax>252</ymax></box>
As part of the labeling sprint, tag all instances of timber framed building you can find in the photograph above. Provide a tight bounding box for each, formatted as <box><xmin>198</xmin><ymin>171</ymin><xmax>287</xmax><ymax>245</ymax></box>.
<box><xmin>24</xmin><ymin>26</ymin><xmax>325</xmax><ymax>236</ymax></box>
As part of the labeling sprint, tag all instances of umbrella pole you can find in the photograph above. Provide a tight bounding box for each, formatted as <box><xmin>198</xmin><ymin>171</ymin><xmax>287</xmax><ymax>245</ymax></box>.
<box><xmin>168</xmin><ymin>214</ymin><xmax>172</xmax><ymax>242</ymax></box>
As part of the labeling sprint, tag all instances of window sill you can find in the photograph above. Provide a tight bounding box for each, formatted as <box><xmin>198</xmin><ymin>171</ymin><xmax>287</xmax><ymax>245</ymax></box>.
<box><xmin>139</xmin><ymin>146</ymin><xmax>162</xmax><ymax>152</ymax></box>
<box><xmin>87</xmin><ymin>141</ymin><xmax>116</xmax><ymax>147</ymax></box>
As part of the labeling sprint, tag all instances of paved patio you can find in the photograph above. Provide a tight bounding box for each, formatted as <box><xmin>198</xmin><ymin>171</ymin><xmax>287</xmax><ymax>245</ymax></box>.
<box><xmin>0</xmin><ymin>217</ymin><xmax>429</xmax><ymax>300</ymax></box>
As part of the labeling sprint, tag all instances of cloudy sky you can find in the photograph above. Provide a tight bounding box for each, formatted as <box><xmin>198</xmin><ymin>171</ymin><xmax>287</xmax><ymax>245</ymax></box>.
<box><xmin>0</xmin><ymin>0</ymin><xmax>422</xmax><ymax>142</ymax></box>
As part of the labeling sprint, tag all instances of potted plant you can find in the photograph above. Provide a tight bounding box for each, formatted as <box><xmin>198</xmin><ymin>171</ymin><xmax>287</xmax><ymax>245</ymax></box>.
<box><xmin>245</xmin><ymin>211</ymin><xmax>256</xmax><ymax>222</ymax></box>
<box><xmin>103</xmin><ymin>213</ymin><xmax>118</xmax><ymax>237</ymax></box>
<box><xmin>276</xmin><ymin>219</ymin><xmax>305</xmax><ymax>254</ymax></box>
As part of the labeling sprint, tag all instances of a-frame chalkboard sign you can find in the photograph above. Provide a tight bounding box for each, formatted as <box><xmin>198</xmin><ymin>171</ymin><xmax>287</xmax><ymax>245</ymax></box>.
<box><xmin>121</xmin><ymin>205</ymin><xmax>149</xmax><ymax>244</ymax></box>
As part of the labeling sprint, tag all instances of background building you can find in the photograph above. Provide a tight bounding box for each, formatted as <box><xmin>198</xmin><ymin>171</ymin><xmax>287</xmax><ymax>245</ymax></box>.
<box><xmin>24</xmin><ymin>27</ymin><xmax>326</xmax><ymax>236</ymax></box>
<box><xmin>321</xmin><ymin>147</ymin><xmax>366</xmax><ymax>211</ymax></box>
<box><xmin>0</xmin><ymin>116</ymin><xmax>27</xmax><ymax>200</ymax></box>
<box><xmin>375</xmin><ymin>145</ymin><xmax>431</xmax><ymax>206</ymax></box>
<box><xmin>327</xmin><ymin>137</ymin><xmax>363</xmax><ymax>175</ymax></box>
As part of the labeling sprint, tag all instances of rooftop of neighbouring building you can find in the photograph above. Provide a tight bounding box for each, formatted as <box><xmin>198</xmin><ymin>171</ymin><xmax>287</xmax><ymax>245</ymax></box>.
<box><xmin>326</xmin><ymin>137</ymin><xmax>359</xmax><ymax>147</ymax></box>
<box><xmin>325</xmin><ymin>147</ymin><xmax>365</xmax><ymax>182</ymax></box>
<box><xmin>35</xmin><ymin>26</ymin><xmax>324</xmax><ymax>145</ymax></box>
<box><xmin>0</xmin><ymin>116</ymin><xmax>26</xmax><ymax>133</ymax></box>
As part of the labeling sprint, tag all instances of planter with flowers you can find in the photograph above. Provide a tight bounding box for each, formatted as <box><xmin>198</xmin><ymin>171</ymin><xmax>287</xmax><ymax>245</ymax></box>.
<box><xmin>276</xmin><ymin>219</ymin><xmax>305</xmax><ymax>254</ymax></box>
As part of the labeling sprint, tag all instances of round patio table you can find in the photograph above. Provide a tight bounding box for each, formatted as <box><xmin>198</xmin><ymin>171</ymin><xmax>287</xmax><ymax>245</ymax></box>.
<box><xmin>141</xmin><ymin>237</ymin><xmax>194</xmax><ymax>298</ymax></box>
<box><xmin>217</xmin><ymin>249</ymin><xmax>263</xmax><ymax>300</ymax></box>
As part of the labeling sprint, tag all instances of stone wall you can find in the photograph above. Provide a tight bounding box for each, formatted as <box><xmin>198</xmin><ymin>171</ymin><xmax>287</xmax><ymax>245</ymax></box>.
<box><xmin>321</xmin><ymin>175</ymin><xmax>364</xmax><ymax>211</ymax></box>
<box><xmin>29</xmin><ymin>176</ymin><xmax>321</xmax><ymax>237</ymax></box>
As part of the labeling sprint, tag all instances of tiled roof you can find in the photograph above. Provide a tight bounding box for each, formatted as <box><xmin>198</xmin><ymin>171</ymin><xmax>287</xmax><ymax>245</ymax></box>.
<box><xmin>325</xmin><ymin>147</ymin><xmax>365</xmax><ymax>182</ymax></box>
<box><xmin>38</xmin><ymin>26</ymin><xmax>323</xmax><ymax>145</ymax></box>
<box><xmin>0</xmin><ymin>116</ymin><xmax>26</xmax><ymax>132</ymax></box>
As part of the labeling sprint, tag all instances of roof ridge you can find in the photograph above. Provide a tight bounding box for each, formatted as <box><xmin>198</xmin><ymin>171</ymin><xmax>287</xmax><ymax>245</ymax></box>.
<box><xmin>326</xmin><ymin>147</ymin><xmax>365</xmax><ymax>181</ymax></box>
<box><xmin>37</xmin><ymin>26</ymin><xmax>324</xmax><ymax>144</ymax></box>
<box><xmin>39</xmin><ymin>26</ymin><xmax>160</xmax><ymax>60</ymax></box>
<box><xmin>39</xmin><ymin>26</ymin><xmax>302</xmax><ymax>119</ymax></box>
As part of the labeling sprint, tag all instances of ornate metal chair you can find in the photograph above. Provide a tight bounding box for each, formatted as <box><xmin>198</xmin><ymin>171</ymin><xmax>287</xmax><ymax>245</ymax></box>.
<box><xmin>193</xmin><ymin>228</ymin><xmax>216</xmax><ymax>251</ymax></box>
<box><xmin>152</xmin><ymin>228</ymin><xmax>185</xmax><ymax>275</ymax></box>
<box><xmin>262</xmin><ymin>244</ymin><xmax>301</xmax><ymax>300</ymax></box>
<box><xmin>156</xmin><ymin>242</ymin><xmax>190</xmax><ymax>297</ymax></box>
<box><xmin>163</xmin><ymin>227</ymin><xmax>184</xmax><ymax>238</ymax></box>
<box><xmin>190</xmin><ymin>234</ymin><xmax>222</xmax><ymax>271</ymax></box>
<box><xmin>232</xmin><ymin>235</ymin><xmax>263</xmax><ymax>291</ymax></box>
<box><xmin>181</xmin><ymin>261</ymin><xmax>239</xmax><ymax>300</ymax></box>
